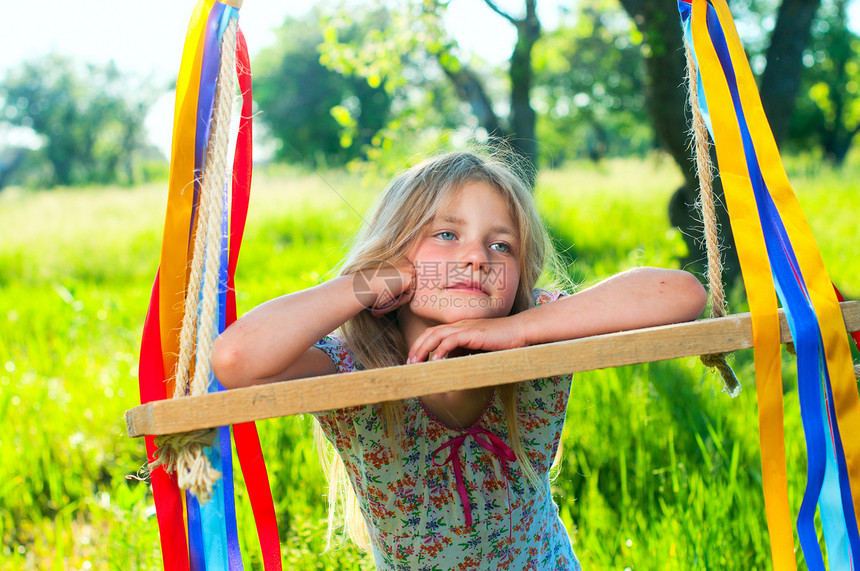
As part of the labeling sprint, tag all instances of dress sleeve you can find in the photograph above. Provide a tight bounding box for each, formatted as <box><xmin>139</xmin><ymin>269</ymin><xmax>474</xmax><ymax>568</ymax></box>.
<box><xmin>532</xmin><ymin>288</ymin><xmax>567</xmax><ymax>306</ymax></box>
<box><xmin>311</xmin><ymin>335</ymin><xmax>375</xmax><ymax>450</ymax></box>
<box><xmin>313</xmin><ymin>334</ymin><xmax>359</xmax><ymax>374</ymax></box>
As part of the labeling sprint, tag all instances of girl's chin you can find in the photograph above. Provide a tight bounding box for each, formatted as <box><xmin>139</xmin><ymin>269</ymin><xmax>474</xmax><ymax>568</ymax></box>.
<box><xmin>408</xmin><ymin>297</ymin><xmax>509</xmax><ymax>323</ymax></box>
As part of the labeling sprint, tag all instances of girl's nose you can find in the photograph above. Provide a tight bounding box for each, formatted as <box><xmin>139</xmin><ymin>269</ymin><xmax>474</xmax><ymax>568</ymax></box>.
<box><xmin>460</xmin><ymin>241</ymin><xmax>489</xmax><ymax>270</ymax></box>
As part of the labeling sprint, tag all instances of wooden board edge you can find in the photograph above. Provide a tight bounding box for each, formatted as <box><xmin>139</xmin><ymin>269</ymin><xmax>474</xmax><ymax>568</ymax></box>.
<box><xmin>126</xmin><ymin>301</ymin><xmax>860</xmax><ymax>437</ymax></box>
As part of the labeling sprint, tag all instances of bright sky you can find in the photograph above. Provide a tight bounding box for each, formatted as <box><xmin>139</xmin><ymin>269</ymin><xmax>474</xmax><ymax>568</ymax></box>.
<box><xmin>2</xmin><ymin>2</ymin><xmax>302</xmax><ymax>79</ymax></box>
<box><xmin>1</xmin><ymin>1</ymin><xmax>553</xmax><ymax>77</ymax></box>
<box><xmin>3</xmin><ymin>1</ymin><xmax>858</xmax><ymax>152</ymax></box>
<box><xmin>5</xmin><ymin>0</ymin><xmax>860</xmax><ymax>80</ymax></box>
<box><xmin>2</xmin><ymin>1</ymin><xmax>557</xmax><ymax>153</ymax></box>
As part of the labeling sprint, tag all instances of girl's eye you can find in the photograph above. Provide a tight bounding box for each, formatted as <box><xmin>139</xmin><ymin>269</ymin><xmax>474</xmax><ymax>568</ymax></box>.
<box><xmin>490</xmin><ymin>242</ymin><xmax>511</xmax><ymax>253</ymax></box>
<box><xmin>435</xmin><ymin>231</ymin><xmax>456</xmax><ymax>241</ymax></box>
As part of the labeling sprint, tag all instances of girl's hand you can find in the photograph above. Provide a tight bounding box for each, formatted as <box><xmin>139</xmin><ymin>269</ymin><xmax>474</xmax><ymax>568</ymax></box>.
<box><xmin>352</xmin><ymin>262</ymin><xmax>415</xmax><ymax>318</ymax></box>
<box><xmin>406</xmin><ymin>316</ymin><xmax>527</xmax><ymax>364</ymax></box>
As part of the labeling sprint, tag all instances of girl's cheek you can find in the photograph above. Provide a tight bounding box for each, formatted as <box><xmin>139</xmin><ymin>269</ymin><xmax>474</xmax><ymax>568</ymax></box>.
<box><xmin>408</xmin><ymin>293</ymin><xmax>436</xmax><ymax>314</ymax></box>
<box><xmin>495</xmin><ymin>263</ymin><xmax>518</xmax><ymax>293</ymax></box>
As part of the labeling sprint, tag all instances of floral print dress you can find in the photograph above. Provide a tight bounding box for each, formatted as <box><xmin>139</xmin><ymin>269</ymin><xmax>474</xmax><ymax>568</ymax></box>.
<box><xmin>312</xmin><ymin>290</ymin><xmax>582</xmax><ymax>570</ymax></box>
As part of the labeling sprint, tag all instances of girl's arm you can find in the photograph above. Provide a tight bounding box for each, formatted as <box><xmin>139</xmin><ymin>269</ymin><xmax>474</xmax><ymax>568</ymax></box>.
<box><xmin>522</xmin><ymin>267</ymin><xmax>707</xmax><ymax>345</ymax></box>
<box><xmin>407</xmin><ymin>267</ymin><xmax>707</xmax><ymax>363</ymax></box>
<box><xmin>213</xmin><ymin>266</ymin><xmax>413</xmax><ymax>388</ymax></box>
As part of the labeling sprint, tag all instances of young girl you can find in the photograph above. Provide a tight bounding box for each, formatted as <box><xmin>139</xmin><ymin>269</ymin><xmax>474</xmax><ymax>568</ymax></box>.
<box><xmin>213</xmin><ymin>150</ymin><xmax>707</xmax><ymax>569</ymax></box>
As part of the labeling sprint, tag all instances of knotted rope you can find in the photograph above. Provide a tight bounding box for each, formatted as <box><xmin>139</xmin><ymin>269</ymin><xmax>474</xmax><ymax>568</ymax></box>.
<box><xmin>148</xmin><ymin>17</ymin><xmax>238</xmax><ymax>503</ymax></box>
<box><xmin>685</xmin><ymin>43</ymin><xmax>741</xmax><ymax>397</ymax></box>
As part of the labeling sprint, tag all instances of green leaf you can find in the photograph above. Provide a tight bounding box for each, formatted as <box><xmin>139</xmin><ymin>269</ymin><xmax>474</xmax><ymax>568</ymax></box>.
<box><xmin>330</xmin><ymin>105</ymin><xmax>354</xmax><ymax>127</ymax></box>
<box><xmin>322</xmin><ymin>25</ymin><xmax>338</xmax><ymax>45</ymax></box>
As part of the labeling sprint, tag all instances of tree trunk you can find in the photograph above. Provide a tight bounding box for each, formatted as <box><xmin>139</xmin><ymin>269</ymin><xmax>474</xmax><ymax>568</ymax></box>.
<box><xmin>759</xmin><ymin>0</ymin><xmax>822</xmax><ymax>146</ymax></box>
<box><xmin>508</xmin><ymin>0</ymin><xmax>541</xmax><ymax>178</ymax></box>
<box><xmin>618</xmin><ymin>0</ymin><xmax>818</xmax><ymax>286</ymax></box>
<box><xmin>618</xmin><ymin>0</ymin><xmax>738</xmax><ymax>281</ymax></box>
<box><xmin>437</xmin><ymin>0</ymin><xmax>541</xmax><ymax>184</ymax></box>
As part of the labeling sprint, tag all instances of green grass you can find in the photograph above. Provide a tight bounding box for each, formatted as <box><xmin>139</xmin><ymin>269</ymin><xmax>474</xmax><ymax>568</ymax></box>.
<box><xmin>0</xmin><ymin>156</ymin><xmax>857</xmax><ymax>569</ymax></box>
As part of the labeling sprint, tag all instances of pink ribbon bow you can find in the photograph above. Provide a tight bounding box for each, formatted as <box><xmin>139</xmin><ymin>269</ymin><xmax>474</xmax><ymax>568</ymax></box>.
<box><xmin>432</xmin><ymin>426</ymin><xmax>516</xmax><ymax>528</ymax></box>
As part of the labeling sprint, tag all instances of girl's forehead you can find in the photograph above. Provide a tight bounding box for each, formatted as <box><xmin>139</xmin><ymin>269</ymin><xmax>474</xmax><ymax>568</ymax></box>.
<box><xmin>435</xmin><ymin>181</ymin><xmax>514</xmax><ymax>214</ymax></box>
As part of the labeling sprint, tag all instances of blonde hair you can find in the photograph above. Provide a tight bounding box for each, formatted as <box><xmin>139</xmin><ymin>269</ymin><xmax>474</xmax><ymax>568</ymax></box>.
<box><xmin>315</xmin><ymin>148</ymin><xmax>567</xmax><ymax>550</ymax></box>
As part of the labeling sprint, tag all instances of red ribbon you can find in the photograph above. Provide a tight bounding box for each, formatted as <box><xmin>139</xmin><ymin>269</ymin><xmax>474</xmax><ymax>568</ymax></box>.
<box><xmin>432</xmin><ymin>426</ymin><xmax>515</xmax><ymax>529</ymax></box>
<box><xmin>834</xmin><ymin>285</ymin><xmax>860</xmax><ymax>351</ymax></box>
<box><xmin>228</xmin><ymin>28</ymin><xmax>283</xmax><ymax>571</ymax></box>
<box><xmin>139</xmin><ymin>272</ymin><xmax>191</xmax><ymax>571</ymax></box>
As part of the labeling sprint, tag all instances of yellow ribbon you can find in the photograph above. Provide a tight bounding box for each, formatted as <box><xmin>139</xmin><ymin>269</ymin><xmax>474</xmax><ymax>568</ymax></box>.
<box><xmin>158</xmin><ymin>0</ymin><xmax>215</xmax><ymax>399</ymax></box>
<box><xmin>691</xmin><ymin>1</ymin><xmax>794</xmax><ymax>568</ymax></box>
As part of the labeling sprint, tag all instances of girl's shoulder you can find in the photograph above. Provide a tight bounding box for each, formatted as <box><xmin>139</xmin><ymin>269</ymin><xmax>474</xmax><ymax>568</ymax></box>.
<box><xmin>532</xmin><ymin>288</ymin><xmax>567</xmax><ymax>306</ymax></box>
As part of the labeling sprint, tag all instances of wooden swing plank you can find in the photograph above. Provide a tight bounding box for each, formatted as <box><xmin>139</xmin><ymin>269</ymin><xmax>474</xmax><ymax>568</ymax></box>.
<box><xmin>126</xmin><ymin>301</ymin><xmax>860</xmax><ymax>437</ymax></box>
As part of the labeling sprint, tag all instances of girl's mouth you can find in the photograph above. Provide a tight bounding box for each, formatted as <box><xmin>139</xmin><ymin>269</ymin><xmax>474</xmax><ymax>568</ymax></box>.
<box><xmin>446</xmin><ymin>281</ymin><xmax>488</xmax><ymax>295</ymax></box>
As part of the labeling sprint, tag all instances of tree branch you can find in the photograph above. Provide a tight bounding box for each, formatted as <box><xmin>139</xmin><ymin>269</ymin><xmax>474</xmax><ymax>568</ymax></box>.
<box><xmin>438</xmin><ymin>60</ymin><xmax>506</xmax><ymax>136</ymax></box>
<box><xmin>482</xmin><ymin>0</ymin><xmax>519</xmax><ymax>25</ymax></box>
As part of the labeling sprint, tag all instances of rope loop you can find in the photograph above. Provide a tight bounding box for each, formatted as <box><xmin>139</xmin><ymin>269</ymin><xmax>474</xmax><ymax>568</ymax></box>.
<box><xmin>699</xmin><ymin>352</ymin><xmax>741</xmax><ymax>397</ymax></box>
<box><xmin>149</xmin><ymin>429</ymin><xmax>222</xmax><ymax>503</ymax></box>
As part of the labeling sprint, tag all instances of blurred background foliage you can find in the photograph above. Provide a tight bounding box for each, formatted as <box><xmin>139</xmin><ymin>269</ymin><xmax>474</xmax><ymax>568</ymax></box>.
<box><xmin>789</xmin><ymin>0</ymin><xmax>860</xmax><ymax>163</ymax></box>
<box><xmin>253</xmin><ymin>7</ymin><xmax>393</xmax><ymax>168</ymax></box>
<box><xmin>3</xmin><ymin>0</ymin><xmax>858</xmax><ymax>277</ymax></box>
<box><xmin>0</xmin><ymin>55</ymin><xmax>163</xmax><ymax>189</ymax></box>
<box><xmin>3</xmin><ymin>0</ymin><xmax>859</xmax><ymax>186</ymax></box>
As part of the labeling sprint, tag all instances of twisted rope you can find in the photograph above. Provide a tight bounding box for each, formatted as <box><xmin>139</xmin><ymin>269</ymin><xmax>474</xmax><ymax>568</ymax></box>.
<box><xmin>149</xmin><ymin>18</ymin><xmax>238</xmax><ymax>503</ymax></box>
<box><xmin>684</xmin><ymin>43</ymin><xmax>741</xmax><ymax>397</ymax></box>
<box><xmin>192</xmin><ymin>24</ymin><xmax>235</xmax><ymax>399</ymax></box>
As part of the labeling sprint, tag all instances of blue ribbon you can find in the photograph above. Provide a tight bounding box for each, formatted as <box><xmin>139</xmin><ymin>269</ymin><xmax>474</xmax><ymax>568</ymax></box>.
<box><xmin>187</xmin><ymin>491</ymin><xmax>207</xmax><ymax>571</ymax></box>
<box><xmin>215</xmin><ymin>166</ymin><xmax>243</xmax><ymax>569</ymax></box>
<box><xmin>187</xmin><ymin>3</ymin><xmax>245</xmax><ymax>570</ymax></box>
<box><xmin>200</xmin><ymin>444</ymin><xmax>228</xmax><ymax>570</ymax></box>
<box><xmin>195</xmin><ymin>2</ymin><xmax>226</xmax><ymax>180</ymax></box>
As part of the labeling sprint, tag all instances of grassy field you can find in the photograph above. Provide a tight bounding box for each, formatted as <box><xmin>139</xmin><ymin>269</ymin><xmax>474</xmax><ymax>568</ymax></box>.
<box><xmin>1</xmin><ymin>154</ymin><xmax>858</xmax><ymax>569</ymax></box>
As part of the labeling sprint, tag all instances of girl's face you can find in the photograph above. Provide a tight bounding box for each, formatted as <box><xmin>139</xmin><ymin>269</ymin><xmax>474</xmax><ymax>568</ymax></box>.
<box><xmin>404</xmin><ymin>181</ymin><xmax>521</xmax><ymax>326</ymax></box>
